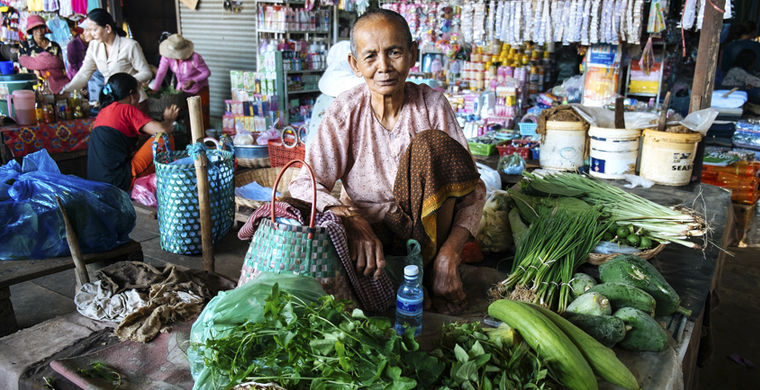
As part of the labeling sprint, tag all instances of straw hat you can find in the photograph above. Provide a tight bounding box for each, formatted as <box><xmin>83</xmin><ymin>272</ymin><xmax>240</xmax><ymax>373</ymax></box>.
<box><xmin>318</xmin><ymin>41</ymin><xmax>364</xmax><ymax>97</ymax></box>
<box><xmin>159</xmin><ymin>34</ymin><xmax>194</xmax><ymax>60</ymax></box>
<box><xmin>18</xmin><ymin>53</ymin><xmax>70</xmax><ymax>94</ymax></box>
<box><xmin>25</xmin><ymin>15</ymin><xmax>48</xmax><ymax>34</ymax></box>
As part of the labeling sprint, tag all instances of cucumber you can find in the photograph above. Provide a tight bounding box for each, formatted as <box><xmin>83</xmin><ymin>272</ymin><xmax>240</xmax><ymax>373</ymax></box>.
<box><xmin>613</xmin><ymin>307</ymin><xmax>669</xmax><ymax>352</ymax></box>
<box><xmin>599</xmin><ymin>255</ymin><xmax>681</xmax><ymax>316</ymax></box>
<box><xmin>563</xmin><ymin>312</ymin><xmax>626</xmax><ymax>347</ymax></box>
<box><xmin>567</xmin><ymin>292</ymin><xmax>611</xmax><ymax>316</ymax></box>
<box><xmin>570</xmin><ymin>273</ymin><xmax>598</xmax><ymax>298</ymax></box>
<box><xmin>489</xmin><ymin>300</ymin><xmax>598</xmax><ymax>390</ymax></box>
<box><xmin>530</xmin><ymin>305</ymin><xmax>640</xmax><ymax>390</ymax></box>
<box><xmin>587</xmin><ymin>283</ymin><xmax>656</xmax><ymax>317</ymax></box>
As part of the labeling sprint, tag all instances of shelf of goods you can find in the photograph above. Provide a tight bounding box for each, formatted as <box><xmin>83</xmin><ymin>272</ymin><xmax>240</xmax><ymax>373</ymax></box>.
<box><xmin>255</xmin><ymin>0</ymin><xmax>333</xmax><ymax>124</ymax></box>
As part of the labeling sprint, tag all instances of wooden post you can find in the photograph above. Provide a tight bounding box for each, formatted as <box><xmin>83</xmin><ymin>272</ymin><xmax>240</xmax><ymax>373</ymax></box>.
<box><xmin>614</xmin><ymin>97</ymin><xmax>625</xmax><ymax>129</ymax></box>
<box><xmin>689</xmin><ymin>0</ymin><xmax>726</xmax><ymax>182</ymax></box>
<box><xmin>55</xmin><ymin>197</ymin><xmax>90</xmax><ymax>291</ymax></box>
<box><xmin>657</xmin><ymin>91</ymin><xmax>672</xmax><ymax>132</ymax></box>
<box><xmin>188</xmin><ymin>95</ymin><xmax>214</xmax><ymax>272</ymax></box>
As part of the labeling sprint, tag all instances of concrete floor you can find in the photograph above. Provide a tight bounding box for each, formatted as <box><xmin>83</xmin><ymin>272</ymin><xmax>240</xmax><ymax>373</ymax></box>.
<box><xmin>7</xmin><ymin>203</ymin><xmax>760</xmax><ymax>389</ymax></box>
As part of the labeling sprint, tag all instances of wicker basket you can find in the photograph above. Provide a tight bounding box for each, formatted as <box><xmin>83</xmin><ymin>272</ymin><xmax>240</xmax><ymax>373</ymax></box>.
<box><xmin>586</xmin><ymin>243</ymin><xmax>666</xmax><ymax>266</ymax></box>
<box><xmin>237</xmin><ymin>156</ymin><xmax>271</xmax><ymax>168</ymax></box>
<box><xmin>154</xmin><ymin>147</ymin><xmax>235</xmax><ymax>255</ymax></box>
<box><xmin>267</xmin><ymin>138</ymin><xmax>305</xmax><ymax>167</ymax></box>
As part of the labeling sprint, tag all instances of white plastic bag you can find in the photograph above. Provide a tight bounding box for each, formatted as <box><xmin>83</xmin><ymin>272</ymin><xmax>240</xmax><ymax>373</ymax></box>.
<box><xmin>477</xmin><ymin>162</ymin><xmax>502</xmax><ymax>196</ymax></box>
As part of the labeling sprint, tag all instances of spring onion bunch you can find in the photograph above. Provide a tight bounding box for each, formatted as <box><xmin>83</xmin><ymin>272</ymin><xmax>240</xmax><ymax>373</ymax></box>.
<box><xmin>500</xmin><ymin>207</ymin><xmax>611</xmax><ymax>312</ymax></box>
<box><xmin>522</xmin><ymin>172</ymin><xmax>706</xmax><ymax>249</ymax></box>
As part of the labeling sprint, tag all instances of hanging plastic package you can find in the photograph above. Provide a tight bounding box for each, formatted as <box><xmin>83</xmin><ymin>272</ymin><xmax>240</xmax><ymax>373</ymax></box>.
<box><xmin>0</xmin><ymin>149</ymin><xmax>135</xmax><ymax>260</ymax></box>
<box><xmin>640</xmin><ymin>36</ymin><xmax>655</xmax><ymax>75</ymax></box>
<box><xmin>647</xmin><ymin>0</ymin><xmax>666</xmax><ymax>34</ymax></box>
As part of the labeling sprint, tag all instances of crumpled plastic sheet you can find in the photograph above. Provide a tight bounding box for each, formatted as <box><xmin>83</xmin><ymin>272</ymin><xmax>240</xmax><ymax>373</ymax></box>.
<box><xmin>0</xmin><ymin>150</ymin><xmax>135</xmax><ymax>260</ymax></box>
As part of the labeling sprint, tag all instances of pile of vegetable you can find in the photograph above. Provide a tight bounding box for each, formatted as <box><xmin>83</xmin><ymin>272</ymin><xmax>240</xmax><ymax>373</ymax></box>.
<box><xmin>564</xmin><ymin>254</ymin><xmax>691</xmax><ymax>351</ymax></box>
<box><xmin>496</xmin><ymin>206</ymin><xmax>612</xmax><ymax>312</ymax></box>
<box><xmin>488</xmin><ymin>299</ymin><xmax>640</xmax><ymax>390</ymax></box>
<box><xmin>200</xmin><ymin>284</ymin><xmax>556</xmax><ymax>390</ymax></box>
<box><xmin>520</xmin><ymin>172</ymin><xmax>706</xmax><ymax>249</ymax></box>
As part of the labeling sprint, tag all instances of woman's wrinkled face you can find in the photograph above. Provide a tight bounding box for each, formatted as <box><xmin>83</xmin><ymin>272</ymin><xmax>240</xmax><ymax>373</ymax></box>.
<box><xmin>86</xmin><ymin>19</ymin><xmax>110</xmax><ymax>42</ymax></box>
<box><xmin>81</xmin><ymin>29</ymin><xmax>93</xmax><ymax>43</ymax></box>
<box><xmin>348</xmin><ymin>17</ymin><xmax>416</xmax><ymax>97</ymax></box>
<box><xmin>31</xmin><ymin>26</ymin><xmax>47</xmax><ymax>43</ymax></box>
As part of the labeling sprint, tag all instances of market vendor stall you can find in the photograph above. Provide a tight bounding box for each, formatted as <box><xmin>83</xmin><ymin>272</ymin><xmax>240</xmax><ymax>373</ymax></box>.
<box><xmin>0</xmin><ymin>173</ymin><xmax>733</xmax><ymax>390</ymax></box>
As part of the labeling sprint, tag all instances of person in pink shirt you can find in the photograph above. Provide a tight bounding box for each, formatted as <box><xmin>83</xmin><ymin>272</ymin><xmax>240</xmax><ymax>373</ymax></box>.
<box><xmin>289</xmin><ymin>9</ymin><xmax>485</xmax><ymax>314</ymax></box>
<box><xmin>149</xmin><ymin>34</ymin><xmax>211</xmax><ymax>129</ymax></box>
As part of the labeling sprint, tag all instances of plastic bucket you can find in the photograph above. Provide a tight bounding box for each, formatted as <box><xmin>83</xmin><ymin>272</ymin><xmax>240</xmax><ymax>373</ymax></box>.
<box><xmin>588</xmin><ymin>127</ymin><xmax>641</xmax><ymax>179</ymax></box>
<box><xmin>539</xmin><ymin>120</ymin><xmax>587</xmax><ymax>170</ymax></box>
<box><xmin>639</xmin><ymin>129</ymin><xmax>703</xmax><ymax>186</ymax></box>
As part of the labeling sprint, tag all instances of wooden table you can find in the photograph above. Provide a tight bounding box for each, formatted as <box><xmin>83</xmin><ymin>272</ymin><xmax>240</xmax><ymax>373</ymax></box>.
<box><xmin>0</xmin><ymin>240</ymin><xmax>143</xmax><ymax>337</ymax></box>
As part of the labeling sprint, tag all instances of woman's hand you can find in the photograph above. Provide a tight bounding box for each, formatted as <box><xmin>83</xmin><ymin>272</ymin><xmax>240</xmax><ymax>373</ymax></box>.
<box><xmin>431</xmin><ymin>245</ymin><xmax>467</xmax><ymax>314</ymax></box>
<box><xmin>163</xmin><ymin>104</ymin><xmax>179</xmax><ymax>121</ymax></box>
<box><xmin>183</xmin><ymin>80</ymin><xmax>194</xmax><ymax>90</ymax></box>
<box><xmin>335</xmin><ymin>207</ymin><xmax>385</xmax><ymax>279</ymax></box>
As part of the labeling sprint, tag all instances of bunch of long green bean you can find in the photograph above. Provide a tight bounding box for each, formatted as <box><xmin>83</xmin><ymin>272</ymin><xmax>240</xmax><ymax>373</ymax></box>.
<box><xmin>502</xmin><ymin>207</ymin><xmax>611</xmax><ymax>312</ymax></box>
<box><xmin>522</xmin><ymin>172</ymin><xmax>705</xmax><ymax>248</ymax></box>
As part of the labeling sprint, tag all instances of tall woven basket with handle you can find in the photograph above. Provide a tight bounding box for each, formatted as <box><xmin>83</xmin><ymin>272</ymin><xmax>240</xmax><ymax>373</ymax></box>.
<box><xmin>153</xmin><ymin>135</ymin><xmax>235</xmax><ymax>254</ymax></box>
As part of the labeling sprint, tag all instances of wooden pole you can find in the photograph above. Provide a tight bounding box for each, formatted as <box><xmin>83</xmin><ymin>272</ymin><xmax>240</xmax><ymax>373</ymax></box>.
<box><xmin>689</xmin><ymin>0</ymin><xmax>726</xmax><ymax>182</ymax></box>
<box><xmin>55</xmin><ymin>197</ymin><xmax>89</xmax><ymax>291</ymax></box>
<box><xmin>188</xmin><ymin>95</ymin><xmax>214</xmax><ymax>272</ymax></box>
<box><xmin>614</xmin><ymin>97</ymin><xmax>625</xmax><ymax>129</ymax></box>
<box><xmin>657</xmin><ymin>91</ymin><xmax>672</xmax><ymax>132</ymax></box>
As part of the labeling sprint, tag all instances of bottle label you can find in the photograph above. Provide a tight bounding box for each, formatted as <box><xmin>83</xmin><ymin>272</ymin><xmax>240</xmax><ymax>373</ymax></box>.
<box><xmin>396</xmin><ymin>297</ymin><xmax>423</xmax><ymax>316</ymax></box>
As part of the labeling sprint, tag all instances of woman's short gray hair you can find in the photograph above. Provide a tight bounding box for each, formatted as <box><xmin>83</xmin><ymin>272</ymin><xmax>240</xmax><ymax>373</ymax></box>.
<box><xmin>349</xmin><ymin>9</ymin><xmax>414</xmax><ymax>56</ymax></box>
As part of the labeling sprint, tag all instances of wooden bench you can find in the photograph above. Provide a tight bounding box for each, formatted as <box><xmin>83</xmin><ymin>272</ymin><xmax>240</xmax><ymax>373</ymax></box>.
<box><xmin>0</xmin><ymin>240</ymin><xmax>143</xmax><ymax>337</ymax></box>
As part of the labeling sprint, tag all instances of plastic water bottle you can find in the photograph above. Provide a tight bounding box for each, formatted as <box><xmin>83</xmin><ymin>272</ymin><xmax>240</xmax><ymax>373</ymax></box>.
<box><xmin>394</xmin><ymin>265</ymin><xmax>423</xmax><ymax>336</ymax></box>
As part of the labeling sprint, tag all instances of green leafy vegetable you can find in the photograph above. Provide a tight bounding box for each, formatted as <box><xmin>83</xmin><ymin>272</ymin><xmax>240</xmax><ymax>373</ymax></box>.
<box><xmin>434</xmin><ymin>322</ymin><xmax>554</xmax><ymax>390</ymax></box>
<box><xmin>200</xmin><ymin>284</ymin><xmax>444</xmax><ymax>389</ymax></box>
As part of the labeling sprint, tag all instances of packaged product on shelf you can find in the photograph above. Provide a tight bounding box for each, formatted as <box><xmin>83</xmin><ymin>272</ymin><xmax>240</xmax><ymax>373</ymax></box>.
<box><xmin>734</xmin><ymin>120</ymin><xmax>760</xmax><ymax>150</ymax></box>
<box><xmin>582</xmin><ymin>45</ymin><xmax>621</xmax><ymax>107</ymax></box>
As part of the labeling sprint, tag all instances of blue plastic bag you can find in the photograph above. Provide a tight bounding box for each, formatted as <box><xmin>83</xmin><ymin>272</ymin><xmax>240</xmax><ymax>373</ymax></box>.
<box><xmin>0</xmin><ymin>150</ymin><xmax>136</xmax><ymax>260</ymax></box>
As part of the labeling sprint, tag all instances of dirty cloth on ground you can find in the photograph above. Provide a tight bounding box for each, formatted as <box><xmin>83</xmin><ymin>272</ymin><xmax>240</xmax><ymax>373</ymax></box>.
<box><xmin>75</xmin><ymin>261</ymin><xmax>211</xmax><ymax>343</ymax></box>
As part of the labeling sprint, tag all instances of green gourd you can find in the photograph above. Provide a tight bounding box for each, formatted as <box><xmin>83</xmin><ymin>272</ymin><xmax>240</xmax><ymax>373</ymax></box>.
<box><xmin>562</xmin><ymin>312</ymin><xmax>627</xmax><ymax>347</ymax></box>
<box><xmin>587</xmin><ymin>283</ymin><xmax>657</xmax><ymax>317</ymax></box>
<box><xmin>598</xmin><ymin>255</ymin><xmax>685</xmax><ymax>316</ymax></box>
<box><xmin>613</xmin><ymin>307</ymin><xmax>669</xmax><ymax>352</ymax></box>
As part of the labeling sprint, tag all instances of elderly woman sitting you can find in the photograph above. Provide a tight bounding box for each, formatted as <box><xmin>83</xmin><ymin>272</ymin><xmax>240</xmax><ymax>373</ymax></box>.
<box><xmin>289</xmin><ymin>9</ymin><xmax>485</xmax><ymax>314</ymax></box>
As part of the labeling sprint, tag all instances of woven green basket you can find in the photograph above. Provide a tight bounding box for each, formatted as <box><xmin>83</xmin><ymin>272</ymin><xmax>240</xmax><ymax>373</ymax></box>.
<box><xmin>154</xmin><ymin>148</ymin><xmax>234</xmax><ymax>254</ymax></box>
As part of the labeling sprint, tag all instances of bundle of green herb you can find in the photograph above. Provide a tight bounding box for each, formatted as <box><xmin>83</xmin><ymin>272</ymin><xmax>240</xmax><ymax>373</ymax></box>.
<box><xmin>496</xmin><ymin>207</ymin><xmax>611</xmax><ymax>312</ymax></box>
<box><xmin>522</xmin><ymin>172</ymin><xmax>706</xmax><ymax>248</ymax></box>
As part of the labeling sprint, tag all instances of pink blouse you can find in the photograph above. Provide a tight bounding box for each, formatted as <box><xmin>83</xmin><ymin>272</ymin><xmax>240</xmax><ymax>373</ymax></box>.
<box><xmin>149</xmin><ymin>52</ymin><xmax>210</xmax><ymax>95</ymax></box>
<box><xmin>289</xmin><ymin>82</ymin><xmax>485</xmax><ymax>238</ymax></box>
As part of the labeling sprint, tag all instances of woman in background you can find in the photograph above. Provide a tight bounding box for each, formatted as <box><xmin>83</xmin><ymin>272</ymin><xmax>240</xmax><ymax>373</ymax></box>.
<box><xmin>149</xmin><ymin>34</ymin><xmax>211</xmax><ymax>129</ymax></box>
<box><xmin>19</xmin><ymin>15</ymin><xmax>64</xmax><ymax>74</ymax></box>
<box><xmin>62</xmin><ymin>8</ymin><xmax>152</xmax><ymax>104</ymax></box>
<box><xmin>87</xmin><ymin>73</ymin><xmax>178</xmax><ymax>192</ymax></box>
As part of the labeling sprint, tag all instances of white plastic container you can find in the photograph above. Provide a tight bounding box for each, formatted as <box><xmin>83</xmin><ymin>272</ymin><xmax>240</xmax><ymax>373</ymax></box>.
<box><xmin>639</xmin><ymin>129</ymin><xmax>703</xmax><ymax>186</ymax></box>
<box><xmin>539</xmin><ymin>120</ymin><xmax>587</xmax><ymax>171</ymax></box>
<box><xmin>588</xmin><ymin>127</ymin><xmax>642</xmax><ymax>179</ymax></box>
